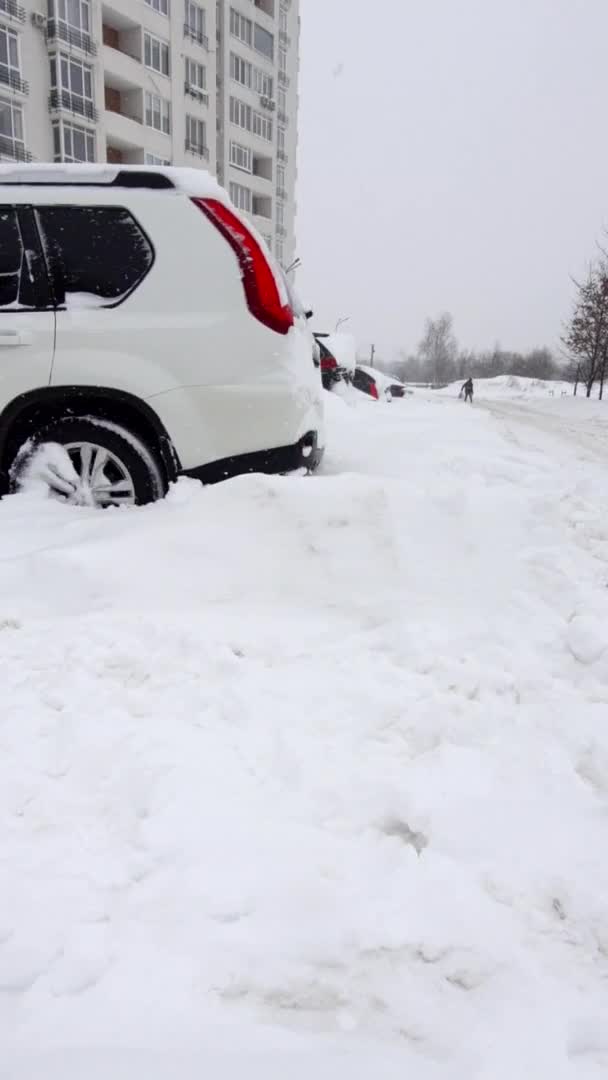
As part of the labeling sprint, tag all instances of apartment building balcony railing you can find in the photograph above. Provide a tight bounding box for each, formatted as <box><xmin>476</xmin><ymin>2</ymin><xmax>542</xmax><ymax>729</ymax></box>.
<box><xmin>0</xmin><ymin>0</ymin><xmax>25</xmax><ymax>22</ymax></box>
<box><xmin>276</xmin><ymin>185</ymin><xmax>287</xmax><ymax>201</ymax></box>
<box><xmin>46</xmin><ymin>18</ymin><xmax>97</xmax><ymax>55</ymax></box>
<box><xmin>49</xmin><ymin>89</ymin><xmax>97</xmax><ymax>122</ymax></box>
<box><xmin>184</xmin><ymin>23</ymin><xmax>209</xmax><ymax>50</ymax></box>
<box><xmin>0</xmin><ymin>67</ymin><xmax>28</xmax><ymax>94</ymax></box>
<box><xmin>185</xmin><ymin>82</ymin><xmax>209</xmax><ymax>106</ymax></box>
<box><xmin>185</xmin><ymin>138</ymin><xmax>209</xmax><ymax>159</ymax></box>
<box><xmin>0</xmin><ymin>133</ymin><xmax>31</xmax><ymax>160</ymax></box>
<box><xmin>277</xmin><ymin>71</ymin><xmax>290</xmax><ymax>88</ymax></box>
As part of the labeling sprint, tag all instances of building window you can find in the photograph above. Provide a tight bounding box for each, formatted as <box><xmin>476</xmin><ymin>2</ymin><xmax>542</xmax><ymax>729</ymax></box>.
<box><xmin>279</xmin><ymin>8</ymin><xmax>287</xmax><ymax>33</ymax></box>
<box><xmin>144</xmin><ymin>32</ymin><xmax>170</xmax><ymax>76</ymax></box>
<box><xmin>252</xmin><ymin>111</ymin><xmax>272</xmax><ymax>141</ymax></box>
<box><xmin>254</xmin><ymin>68</ymin><xmax>273</xmax><ymax>97</ymax></box>
<box><xmin>145</xmin><ymin>91</ymin><xmax>170</xmax><ymax>133</ymax></box>
<box><xmin>185</xmin><ymin>57</ymin><xmax>206</xmax><ymax>92</ymax></box>
<box><xmin>230</xmin><ymin>52</ymin><xmax>252</xmax><ymax>89</ymax></box>
<box><xmin>230</xmin><ymin>95</ymin><xmax>251</xmax><ymax>131</ymax></box>
<box><xmin>145</xmin><ymin>152</ymin><xmax>171</xmax><ymax>165</ymax></box>
<box><xmin>0</xmin><ymin>26</ymin><xmax>21</xmax><ymax>89</ymax></box>
<box><xmin>230</xmin><ymin>96</ymin><xmax>272</xmax><ymax>141</ymax></box>
<box><xmin>185</xmin><ymin>0</ymin><xmax>207</xmax><ymax>46</ymax></box>
<box><xmin>145</xmin><ymin>0</ymin><xmax>169</xmax><ymax>13</ymax></box>
<box><xmin>0</xmin><ymin>96</ymin><xmax>25</xmax><ymax>160</ymax></box>
<box><xmin>229</xmin><ymin>140</ymin><xmax>252</xmax><ymax>172</ymax></box>
<box><xmin>279</xmin><ymin>48</ymin><xmax>287</xmax><ymax>74</ymax></box>
<box><xmin>254</xmin><ymin>24</ymin><xmax>274</xmax><ymax>60</ymax></box>
<box><xmin>276</xmin><ymin>201</ymin><xmax>284</xmax><ymax>227</ymax></box>
<box><xmin>230</xmin><ymin>8</ymin><xmax>252</xmax><ymax>47</ymax></box>
<box><xmin>53</xmin><ymin>119</ymin><xmax>95</xmax><ymax>162</ymax></box>
<box><xmin>48</xmin><ymin>0</ymin><xmax>91</xmax><ymax>33</ymax></box>
<box><xmin>229</xmin><ymin>181</ymin><xmax>251</xmax><ymax>213</ymax></box>
<box><xmin>50</xmin><ymin>53</ymin><xmax>95</xmax><ymax>119</ymax></box>
<box><xmin>186</xmin><ymin>115</ymin><xmax>207</xmax><ymax>156</ymax></box>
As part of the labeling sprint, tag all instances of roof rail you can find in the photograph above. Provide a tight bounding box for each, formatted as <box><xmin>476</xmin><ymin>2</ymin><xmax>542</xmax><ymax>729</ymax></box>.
<box><xmin>0</xmin><ymin>165</ymin><xmax>176</xmax><ymax>189</ymax></box>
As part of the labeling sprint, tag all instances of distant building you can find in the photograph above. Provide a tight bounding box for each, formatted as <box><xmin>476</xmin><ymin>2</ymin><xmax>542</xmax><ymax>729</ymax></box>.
<box><xmin>0</xmin><ymin>0</ymin><xmax>300</xmax><ymax>265</ymax></box>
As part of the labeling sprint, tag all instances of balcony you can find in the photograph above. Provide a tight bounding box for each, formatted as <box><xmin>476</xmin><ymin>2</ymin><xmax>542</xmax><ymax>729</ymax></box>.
<box><xmin>49</xmin><ymin>89</ymin><xmax>96</xmax><ymax>121</ymax></box>
<box><xmin>46</xmin><ymin>19</ymin><xmax>97</xmax><ymax>55</ymax></box>
<box><xmin>105</xmin><ymin>103</ymin><xmax>145</xmax><ymax>152</ymax></box>
<box><xmin>252</xmin><ymin>193</ymin><xmax>272</xmax><ymax>220</ymax></box>
<box><xmin>278</xmin><ymin>71</ymin><xmax>290</xmax><ymax>88</ymax></box>
<box><xmin>0</xmin><ymin>0</ymin><xmax>25</xmax><ymax>21</ymax></box>
<box><xmin>185</xmin><ymin>139</ymin><xmax>209</xmax><ymax>160</ymax></box>
<box><xmin>0</xmin><ymin>133</ymin><xmax>31</xmax><ymax>161</ymax></box>
<box><xmin>185</xmin><ymin>82</ymin><xmax>209</xmax><ymax>106</ymax></box>
<box><xmin>0</xmin><ymin>67</ymin><xmax>28</xmax><ymax>95</ymax></box>
<box><xmin>184</xmin><ymin>23</ymin><xmax>209</xmax><ymax>50</ymax></box>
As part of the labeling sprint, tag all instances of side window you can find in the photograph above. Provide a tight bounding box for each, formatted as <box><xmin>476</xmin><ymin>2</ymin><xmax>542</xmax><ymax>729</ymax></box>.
<box><xmin>35</xmin><ymin>206</ymin><xmax>154</xmax><ymax>307</ymax></box>
<box><xmin>0</xmin><ymin>207</ymin><xmax>50</xmax><ymax>310</ymax></box>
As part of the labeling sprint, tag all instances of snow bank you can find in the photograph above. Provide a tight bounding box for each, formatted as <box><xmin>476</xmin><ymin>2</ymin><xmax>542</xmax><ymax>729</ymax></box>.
<box><xmin>2</xmin><ymin>395</ymin><xmax>608</xmax><ymax>1077</ymax></box>
<box><xmin>444</xmin><ymin>374</ymin><xmax>575</xmax><ymax>399</ymax></box>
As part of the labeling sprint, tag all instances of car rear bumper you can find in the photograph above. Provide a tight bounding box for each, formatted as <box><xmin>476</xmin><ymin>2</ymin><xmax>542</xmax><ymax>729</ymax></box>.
<box><xmin>181</xmin><ymin>430</ymin><xmax>323</xmax><ymax>485</ymax></box>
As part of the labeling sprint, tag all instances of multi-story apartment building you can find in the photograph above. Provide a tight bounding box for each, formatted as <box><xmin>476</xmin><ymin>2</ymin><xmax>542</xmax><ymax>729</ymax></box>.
<box><xmin>0</xmin><ymin>0</ymin><xmax>299</xmax><ymax>266</ymax></box>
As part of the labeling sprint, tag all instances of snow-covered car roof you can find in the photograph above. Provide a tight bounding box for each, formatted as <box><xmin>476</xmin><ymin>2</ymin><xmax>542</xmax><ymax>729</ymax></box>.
<box><xmin>0</xmin><ymin>163</ymin><xmax>225</xmax><ymax>198</ymax></box>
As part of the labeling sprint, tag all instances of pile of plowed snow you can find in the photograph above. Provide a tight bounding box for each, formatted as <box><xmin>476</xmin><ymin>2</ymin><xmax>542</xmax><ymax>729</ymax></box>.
<box><xmin>2</xmin><ymin>391</ymin><xmax>608</xmax><ymax>1079</ymax></box>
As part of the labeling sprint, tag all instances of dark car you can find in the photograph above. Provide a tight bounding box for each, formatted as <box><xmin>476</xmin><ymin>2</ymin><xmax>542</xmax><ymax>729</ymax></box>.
<box><xmin>314</xmin><ymin>334</ymin><xmax>351</xmax><ymax>391</ymax></box>
<box><xmin>352</xmin><ymin>366</ymin><xmax>383</xmax><ymax>400</ymax></box>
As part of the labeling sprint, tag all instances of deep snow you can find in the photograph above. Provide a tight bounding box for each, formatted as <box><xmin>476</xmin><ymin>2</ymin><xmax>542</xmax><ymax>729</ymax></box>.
<box><xmin>1</xmin><ymin>390</ymin><xmax>608</xmax><ymax>1079</ymax></box>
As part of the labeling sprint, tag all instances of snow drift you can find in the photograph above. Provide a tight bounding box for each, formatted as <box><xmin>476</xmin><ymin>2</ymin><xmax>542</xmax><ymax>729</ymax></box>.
<box><xmin>2</xmin><ymin>392</ymin><xmax>608</xmax><ymax>1078</ymax></box>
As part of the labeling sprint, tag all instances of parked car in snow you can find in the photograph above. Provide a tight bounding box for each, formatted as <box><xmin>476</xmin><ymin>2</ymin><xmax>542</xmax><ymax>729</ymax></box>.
<box><xmin>0</xmin><ymin>164</ymin><xmax>324</xmax><ymax>508</ymax></box>
<box><xmin>313</xmin><ymin>331</ymin><xmax>357</xmax><ymax>392</ymax></box>
<box><xmin>386</xmin><ymin>378</ymin><xmax>412</xmax><ymax>398</ymax></box>
<box><xmin>353</xmin><ymin>365</ymin><xmax>393</xmax><ymax>401</ymax></box>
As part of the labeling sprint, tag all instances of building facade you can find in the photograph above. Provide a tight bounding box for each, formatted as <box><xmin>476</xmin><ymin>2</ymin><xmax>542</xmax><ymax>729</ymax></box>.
<box><xmin>0</xmin><ymin>0</ymin><xmax>299</xmax><ymax>265</ymax></box>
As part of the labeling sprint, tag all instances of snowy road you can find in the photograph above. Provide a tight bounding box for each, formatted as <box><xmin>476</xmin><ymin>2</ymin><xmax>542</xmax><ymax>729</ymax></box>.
<box><xmin>2</xmin><ymin>391</ymin><xmax>608</xmax><ymax>1079</ymax></box>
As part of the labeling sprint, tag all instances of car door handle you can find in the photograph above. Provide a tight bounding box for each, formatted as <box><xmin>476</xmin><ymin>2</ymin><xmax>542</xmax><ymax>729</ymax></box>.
<box><xmin>0</xmin><ymin>329</ymin><xmax>33</xmax><ymax>347</ymax></box>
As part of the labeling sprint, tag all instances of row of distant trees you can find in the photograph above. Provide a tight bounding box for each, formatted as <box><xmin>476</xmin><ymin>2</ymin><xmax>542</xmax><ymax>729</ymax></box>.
<box><xmin>372</xmin><ymin>312</ymin><xmax>560</xmax><ymax>388</ymax></box>
<box><xmin>373</xmin><ymin>236</ymin><xmax>608</xmax><ymax>397</ymax></box>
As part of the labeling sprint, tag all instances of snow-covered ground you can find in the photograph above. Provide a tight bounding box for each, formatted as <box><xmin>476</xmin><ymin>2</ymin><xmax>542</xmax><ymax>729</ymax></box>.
<box><xmin>445</xmin><ymin>374</ymin><xmax>575</xmax><ymax>399</ymax></box>
<box><xmin>2</xmin><ymin>391</ymin><xmax>608</xmax><ymax>1079</ymax></box>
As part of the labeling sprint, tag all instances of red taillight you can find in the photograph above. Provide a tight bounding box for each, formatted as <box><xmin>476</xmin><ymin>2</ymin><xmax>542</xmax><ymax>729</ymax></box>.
<box><xmin>369</xmin><ymin>381</ymin><xmax>379</xmax><ymax>399</ymax></box>
<box><xmin>321</xmin><ymin>353</ymin><xmax>337</xmax><ymax>372</ymax></box>
<box><xmin>192</xmin><ymin>197</ymin><xmax>294</xmax><ymax>335</ymax></box>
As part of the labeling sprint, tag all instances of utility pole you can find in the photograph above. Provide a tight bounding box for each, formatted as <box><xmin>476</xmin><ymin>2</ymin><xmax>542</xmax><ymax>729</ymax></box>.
<box><xmin>370</xmin><ymin>344</ymin><xmax>375</xmax><ymax>365</ymax></box>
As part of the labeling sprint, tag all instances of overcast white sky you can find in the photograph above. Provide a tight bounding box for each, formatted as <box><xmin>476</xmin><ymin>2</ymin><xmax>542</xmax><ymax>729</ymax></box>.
<box><xmin>295</xmin><ymin>0</ymin><xmax>608</xmax><ymax>361</ymax></box>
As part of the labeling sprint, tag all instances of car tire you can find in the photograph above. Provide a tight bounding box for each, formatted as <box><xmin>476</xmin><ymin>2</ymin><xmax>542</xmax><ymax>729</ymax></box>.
<box><xmin>10</xmin><ymin>415</ymin><xmax>166</xmax><ymax>508</ymax></box>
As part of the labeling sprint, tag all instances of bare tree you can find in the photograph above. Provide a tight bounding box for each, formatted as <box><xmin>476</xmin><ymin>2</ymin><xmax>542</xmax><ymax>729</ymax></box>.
<box><xmin>562</xmin><ymin>262</ymin><xmax>608</xmax><ymax>398</ymax></box>
<box><xmin>418</xmin><ymin>313</ymin><xmax>458</xmax><ymax>386</ymax></box>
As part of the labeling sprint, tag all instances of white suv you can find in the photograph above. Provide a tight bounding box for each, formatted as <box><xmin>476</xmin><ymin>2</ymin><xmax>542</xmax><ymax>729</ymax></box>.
<box><xmin>0</xmin><ymin>164</ymin><xmax>324</xmax><ymax>507</ymax></box>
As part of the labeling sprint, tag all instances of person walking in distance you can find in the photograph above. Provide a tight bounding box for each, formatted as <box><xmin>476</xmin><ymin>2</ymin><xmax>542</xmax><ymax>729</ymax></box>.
<box><xmin>461</xmin><ymin>377</ymin><xmax>474</xmax><ymax>404</ymax></box>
